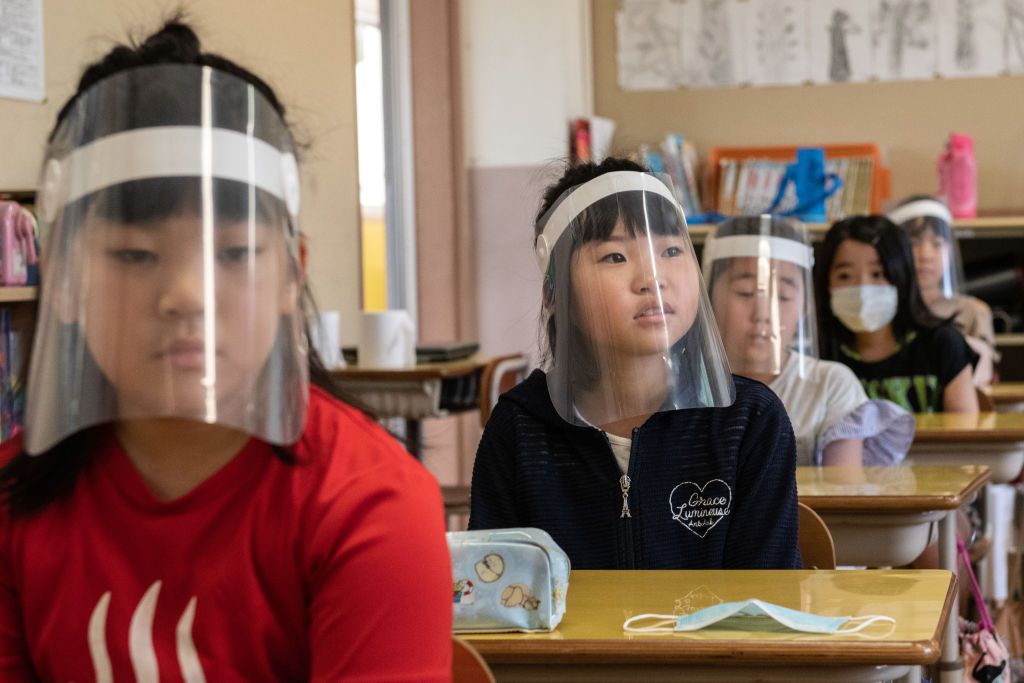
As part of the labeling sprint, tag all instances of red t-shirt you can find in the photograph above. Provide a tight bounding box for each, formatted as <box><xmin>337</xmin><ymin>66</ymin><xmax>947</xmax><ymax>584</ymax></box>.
<box><xmin>0</xmin><ymin>386</ymin><xmax>453</xmax><ymax>682</ymax></box>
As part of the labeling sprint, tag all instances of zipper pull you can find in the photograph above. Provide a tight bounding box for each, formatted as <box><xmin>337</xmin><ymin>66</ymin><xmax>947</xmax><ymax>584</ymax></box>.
<box><xmin>619</xmin><ymin>475</ymin><xmax>632</xmax><ymax>519</ymax></box>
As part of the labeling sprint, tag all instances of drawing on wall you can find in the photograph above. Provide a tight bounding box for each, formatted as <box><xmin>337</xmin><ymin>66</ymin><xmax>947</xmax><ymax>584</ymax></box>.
<box><xmin>0</xmin><ymin>0</ymin><xmax>45</xmax><ymax>102</ymax></box>
<box><xmin>614</xmin><ymin>0</ymin><xmax>1024</xmax><ymax>89</ymax></box>
<box><xmin>680</xmin><ymin>0</ymin><xmax>743</xmax><ymax>87</ymax></box>
<box><xmin>617</xmin><ymin>0</ymin><xmax>685</xmax><ymax>90</ymax></box>
<box><xmin>830</xmin><ymin>10</ymin><xmax>856</xmax><ymax>80</ymax></box>
<box><xmin>744</xmin><ymin>0</ymin><xmax>809</xmax><ymax>86</ymax></box>
<box><xmin>1004</xmin><ymin>0</ymin><xmax>1024</xmax><ymax>72</ymax></box>
<box><xmin>936</xmin><ymin>0</ymin><xmax>1004</xmax><ymax>76</ymax></box>
<box><xmin>957</xmin><ymin>0</ymin><xmax>979</xmax><ymax>68</ymax></box>
<box><xmin>809</xmin><ymin>1</ymin><xmax>873</xmax><ymax>83</ymax></box>
<box><xmin>871</xmin><ymin>0</ymin><xmax>937</xmax><ymax>79</ymax></box>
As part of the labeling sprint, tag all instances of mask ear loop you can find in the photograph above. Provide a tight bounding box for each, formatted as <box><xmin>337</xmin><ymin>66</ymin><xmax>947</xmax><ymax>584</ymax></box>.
<box><xmin>834</xmin><ymin>615</ymin><xmax>897</xmax><ymax>638</ymax></box>
<box><xmin>622</xmin><ymin>613</ymin><xmax>679</xmax><ymax>633</ymax></box>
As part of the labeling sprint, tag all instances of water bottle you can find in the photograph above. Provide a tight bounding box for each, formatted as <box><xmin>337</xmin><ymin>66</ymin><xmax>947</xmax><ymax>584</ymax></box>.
<box><xmin>937</xmin><ymin>133</ymin><xmax>977</xmax><ymax>219</ymax></box>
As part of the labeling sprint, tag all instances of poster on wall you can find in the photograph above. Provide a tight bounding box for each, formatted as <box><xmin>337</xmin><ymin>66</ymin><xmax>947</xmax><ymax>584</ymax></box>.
<box><xmin>934</xmin><ymin>0</ymin><xmax>1004</xmax><ymax>78</ymax></box>
<box><xmin>0</xmin><ymin>0</ymin><xmax>44</xmax><ymax>102</ymax></box>
<box><xmin>1006</xmin><ymin>0</ymin><xmax>1024</xmax><ymax>72</ymax></box>
<box><xmin>742</xmin><ymin>0</ymin><xmax>811</xmax><ymax>86</ymax></box>
<box><xmin>679</xmin><ymin>0</ymin><xmax>745</xmax><ymax>87</ymax></box>
<box><xmin>617</xmin><ymin>0</ymin><xmax>1024</xmax><ymax>89</ymax></box>
<box><xmin>869</xmin><ymin>0</ymin><xmax>938</xmax><ymax>80</ymax></box>
<box><xmin>617</xmin><ymin>0</ymin><xmax>685</xmax><ymax>90</ymax></box>
<box><xmin>808</xmin><ymin>1</ymin><xmax>873</xmax><ymax>83</ymax></box>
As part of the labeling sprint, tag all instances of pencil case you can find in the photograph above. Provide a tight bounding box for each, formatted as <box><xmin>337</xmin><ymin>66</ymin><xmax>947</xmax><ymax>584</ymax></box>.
<box><xmin>448</xmin><ymin>527</ymin><xmax>570</xmax><ymax>633</ymax></box>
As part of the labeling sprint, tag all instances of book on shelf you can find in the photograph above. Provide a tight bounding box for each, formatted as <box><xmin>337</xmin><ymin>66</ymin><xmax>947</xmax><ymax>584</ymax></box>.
<box><xmin>570</xmin><ymin>116</ymin><xmax>616</xmax><ymax>164</ymax></box>
<box><xmin>711</xmin><ymin>155</ymin><xmax>875</xmax><ymax>221</ymax></box>
<box><xmin>0</xmin><ymin>310</ymin><xmax>24</xmax><ymax>440</ymax></box>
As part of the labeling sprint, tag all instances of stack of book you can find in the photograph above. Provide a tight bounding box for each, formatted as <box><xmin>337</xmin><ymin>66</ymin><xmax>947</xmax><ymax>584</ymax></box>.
<box><xmin>0</xmin><ymin>310</ymin><xmax>24</xmax><ymax>440</ymax></box>
<box><xmin>715</xmin><ymin>156</ymin><xmax>875</xmax><ymax>221</ymax></box>
<box><xmin>639</xmin><ymin>134</ymin><xmax>704</xmax><ymax>218</ymax></box>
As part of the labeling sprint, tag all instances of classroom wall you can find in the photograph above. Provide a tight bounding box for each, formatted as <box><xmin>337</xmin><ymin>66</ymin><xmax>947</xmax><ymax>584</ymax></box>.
<box><xmin>0</xmin><ymin>0</ymin><xmax>361</xmax><ymax>321</ymax></box>
<box><xmin>591</xmin><ymin>0</ymin><xmax>1024</xmax><ymax>213</ymax></box>
<box><xmin>461</xmin><ymin>0</ymin><xmax>593</xmax><ymax>367</ymax></box>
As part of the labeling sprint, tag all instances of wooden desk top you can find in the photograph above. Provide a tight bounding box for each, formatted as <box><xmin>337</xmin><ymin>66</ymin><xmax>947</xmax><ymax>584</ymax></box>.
<box><xmin>797</xmin><ymin>465</ymin><xmax>991</xmax><ymax>511</ymax></box>
<box><xmin>329</xmin><ymin>356</ymin><xmax>487</xmax><ymax>382</ymax></box>
<box><xmin>987</xmin><ymin>382</ymin><xmax>1024</xmax><ymax>405</ymax></box>
<box><xmin>465</xmin><ymin>569</ymin><xmax>955</xmax><ymax>666</ymax></box>
<box><xmin>912</xmin><ymin>412</ymin><xmax>1024</xmax><ymax>442</ymax></box>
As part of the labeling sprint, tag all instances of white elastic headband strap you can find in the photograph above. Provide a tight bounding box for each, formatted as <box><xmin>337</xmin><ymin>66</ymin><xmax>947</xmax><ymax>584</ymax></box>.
<box><xmin>535</xmin><ymin>171</ymin><xmax>681</xmax><ymax>274</ymax></box>
<box><xmin>40</xmin><ymin>126</ymin><xmax>301</xmax><ymax>221</ymax></box>
<box><xmin>703</xmin><ymin>235</ymin><xmax>813</xmax><ymax>280</ymax></box>
<box><xmin>888</xmin><ymin>199</ymin><xmax>952</xmax><ymax>227</ymax></box>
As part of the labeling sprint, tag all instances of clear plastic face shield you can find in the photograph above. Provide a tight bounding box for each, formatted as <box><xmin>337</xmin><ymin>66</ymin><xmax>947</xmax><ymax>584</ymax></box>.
<box><xmin>889</xmin><ymin>199</ymin><xmax>964</xmax><ymax>303</ymax></box>
<box><xmin>26</xmin><ymin>64</ymin><xmax>308</xmax><ymax>454</ymax></box>
<box><xmin>703</xmin><ymin>216</ymin><xmax>817</xmax><ymax>380</ymax></box>
<box><xmin>535</xmin><ymin>171</ymin><xmax>734</xmax><ymax>430</ymax></box>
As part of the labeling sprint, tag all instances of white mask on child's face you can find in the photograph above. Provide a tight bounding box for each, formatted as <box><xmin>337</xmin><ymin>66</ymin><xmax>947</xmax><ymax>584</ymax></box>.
<box><xmin>829</xmin><ymin>285</ymin><xmax>898</xmax><ymax>333</ymax></box>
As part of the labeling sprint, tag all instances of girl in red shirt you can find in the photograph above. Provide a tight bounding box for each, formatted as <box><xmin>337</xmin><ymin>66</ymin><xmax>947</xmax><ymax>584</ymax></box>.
<box><xmin>0</xmin><ymin>19</ymin><xmax>452</xmax><ymax>682</ymax></box>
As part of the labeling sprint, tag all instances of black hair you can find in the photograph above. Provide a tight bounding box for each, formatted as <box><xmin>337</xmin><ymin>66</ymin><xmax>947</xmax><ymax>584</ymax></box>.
<box><xmin>814</xmin><ymin>214</ymin><xmax>947</xmax><ymax>360</ymax></box>
<box><xmin>1</xmin><ymin>17</ymin><xmax>369</xmax><ymax>518</ymax></box>
<box><xmin>536</xmin><ymin>157</ymin><xmax>684</xmax><ymax>362</ymax></box>
<box><xmin>536</xmin><ymin>157</ymin><xmax>727</xmax><ymax>405</ymax></box>
<box><xmin>894</xmin><ymin>194</ymin><xmax>954</xmax><ymax>243</ymax></box>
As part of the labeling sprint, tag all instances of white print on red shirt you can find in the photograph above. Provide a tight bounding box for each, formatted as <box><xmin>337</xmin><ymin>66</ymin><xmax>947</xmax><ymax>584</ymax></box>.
<box><xmin>86</xmin><ymin>580</ymin><xmax>206</xmax><ymax>683</ymax></box>
<box><xmin>669</xmin><ymin>479</ymin><xmax>732</xmax><ymax>539</ymax></box>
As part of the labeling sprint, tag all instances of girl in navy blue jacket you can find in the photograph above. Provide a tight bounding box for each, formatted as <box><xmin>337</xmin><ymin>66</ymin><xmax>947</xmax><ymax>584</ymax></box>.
<box><xmin>469</xmin><ymin>158</ymin><xmax>801</xmax><ymax>570</ymax></box>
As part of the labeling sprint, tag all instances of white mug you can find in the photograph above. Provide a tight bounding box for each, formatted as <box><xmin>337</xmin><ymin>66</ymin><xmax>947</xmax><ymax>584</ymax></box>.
<box><xmin>359</xmin><ymin>310</ymin><xmax>416</xmax><ymax>368</ymax></box>
<box><xmin>311</xmin><ymin>310</ymin><xmax>344</xmax><ymax>369</ymax></box>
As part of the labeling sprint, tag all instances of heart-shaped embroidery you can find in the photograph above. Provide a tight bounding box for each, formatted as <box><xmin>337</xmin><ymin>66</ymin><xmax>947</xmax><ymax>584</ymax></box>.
<box><xmin>669</xmin><ymin>479</ymin><xmax>732</xmax><ymax>538</ymax></box>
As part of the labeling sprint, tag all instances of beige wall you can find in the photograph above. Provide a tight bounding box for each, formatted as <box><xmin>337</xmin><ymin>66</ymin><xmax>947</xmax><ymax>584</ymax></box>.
<box><xmin>592</xmin><ymin>0</ymin><xmax>1024</xmax><ymax>213</ymax></box>
<box><xmin>0</xmin><ymin>0</ymin><xmax>361</xmax><ymax>318</ymax></box>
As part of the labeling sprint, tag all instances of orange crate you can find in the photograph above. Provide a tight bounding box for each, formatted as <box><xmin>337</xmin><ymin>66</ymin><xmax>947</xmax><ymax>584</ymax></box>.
<box><xmin>703</xmin><ymin>143</ymin><xmax>891</xmax><ymax>216</ymax></box>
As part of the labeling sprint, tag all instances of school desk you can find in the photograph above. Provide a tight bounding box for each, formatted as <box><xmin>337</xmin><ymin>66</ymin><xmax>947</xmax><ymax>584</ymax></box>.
<box><xmin>798</xmin><ymin>465</ymin><xmax>990</xmax><ymax>681</ymax></box>
<box><xmin>330</xmin><ymin>356</ymin><xmax>488</xmax><ymax>456</ymax></box>
<box><xmin>463</xmin><ymin>569</ymin><xmax>956</xmax><ymax>683</ymax></box>
<box><xmin>909</xmin><ymin>412</ymin><xmax>1024</xmax><ymax>483</ymax></box>
<box><xmin>984</xmin><ymin>382</ymin><xmax>1024</xmax><ymax>413</ymax></box>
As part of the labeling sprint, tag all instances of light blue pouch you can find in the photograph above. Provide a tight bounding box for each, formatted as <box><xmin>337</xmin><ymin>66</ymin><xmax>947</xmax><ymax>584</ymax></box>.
<box><xmin>447</xmin><ymin>528</ymin><xmax>571</xmax><ymax>633</ymax></box>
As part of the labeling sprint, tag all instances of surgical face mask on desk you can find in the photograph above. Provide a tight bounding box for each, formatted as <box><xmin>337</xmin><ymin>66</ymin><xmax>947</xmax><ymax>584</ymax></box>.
<box><xmin>623</xmin><ymin>598</ymin><xmax>895</xmax><ymax>635</ymax></box>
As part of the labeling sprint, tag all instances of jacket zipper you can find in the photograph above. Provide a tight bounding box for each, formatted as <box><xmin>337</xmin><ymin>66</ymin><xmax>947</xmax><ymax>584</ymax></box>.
<box><xmin>613</xmin><ymin>429</ymin><xmax>642</xmax><ymax>569</ymax></box>
<box><xmin>619</xmin><ymin>475</ymin><xmax>632</xmax><ymax>518</ymax></box>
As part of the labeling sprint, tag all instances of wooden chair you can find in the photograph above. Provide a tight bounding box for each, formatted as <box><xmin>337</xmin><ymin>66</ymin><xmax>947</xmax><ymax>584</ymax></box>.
<box><xmin>452</xmin><ymin>636</ymin><xmax>495</xmax><ymax>683</ymax></box>
<box><xmin>797</xmin><ymin>502</ymin><xmax>837</xmax><ymax>570</ymax></box>
<box><xmin>479</xmin><ymin>354</ymin><xmax>529</xmax><ymax>426</ymax></box>
<box><xmin>442</xmin><ymin>484</ymin><xmax>471</xmax><ymax>531</ymax></box>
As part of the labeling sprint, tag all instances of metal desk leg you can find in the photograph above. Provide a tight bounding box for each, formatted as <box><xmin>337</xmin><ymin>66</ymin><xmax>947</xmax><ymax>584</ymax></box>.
<box><xmin>938</xmin><ymin>510</ymin><xmax>963</xmax><ymax>682</ymax></box>
<box><xmin>898</xmin><ymin>665</ymin><xmax>922</xmax><ymax>683</ymax></box>
<box><xmin>405</xmin><ymin>418</ymin><xmax>423</xmax><ymax>460</ymax></box>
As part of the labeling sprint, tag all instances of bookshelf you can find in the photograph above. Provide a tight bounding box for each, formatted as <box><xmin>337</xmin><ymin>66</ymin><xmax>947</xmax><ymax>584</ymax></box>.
<box><xmin>0</xmin><ymin>192</ymin><xmax>38</xmax><ymax>440</ymax></box>
<box><xmin>0</xmin><ymin>287</ymin><xmax>37</xmax><ymax>303</ymax></box>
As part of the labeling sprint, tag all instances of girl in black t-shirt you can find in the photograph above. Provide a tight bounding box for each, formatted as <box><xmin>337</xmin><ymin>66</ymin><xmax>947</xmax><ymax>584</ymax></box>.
<box><xmin>815</xmin><ymin>215</ymin><xmax>978</xmax><ymax>414</ymax></box>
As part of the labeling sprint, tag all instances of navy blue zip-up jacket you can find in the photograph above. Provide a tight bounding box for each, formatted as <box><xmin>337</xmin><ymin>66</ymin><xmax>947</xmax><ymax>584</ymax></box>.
<box><xmin>469</xmin><ymin>370</ymin><xmax>801</xmax><ymax>569</ymax></box>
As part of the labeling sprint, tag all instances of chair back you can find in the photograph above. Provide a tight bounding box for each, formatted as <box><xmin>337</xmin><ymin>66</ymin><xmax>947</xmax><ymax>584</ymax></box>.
<box><xmin>977</xmin><ymin>386</ymin><xmax>995</xmax><ymax>412</ymax></box>
<box><xmin>479</xmin><ymin>354</ymin><xmax>529</xmax><ymax>425</ymax></box>
<box><xmin>452</xmin><ymin>637</ymin><xmax>495</xmax><ymax>683</ymax></box>
<box><xmin>797</xmin><ymin>502</ymin><xmax>837</xmax><ymax>569</ymax></box>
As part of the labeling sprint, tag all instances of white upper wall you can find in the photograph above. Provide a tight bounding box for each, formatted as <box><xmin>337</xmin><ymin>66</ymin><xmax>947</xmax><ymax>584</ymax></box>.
<box><xmin>461</xmin><ymin>0</ymin><xmax>592</xmax><ymax>168</ymax></box>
